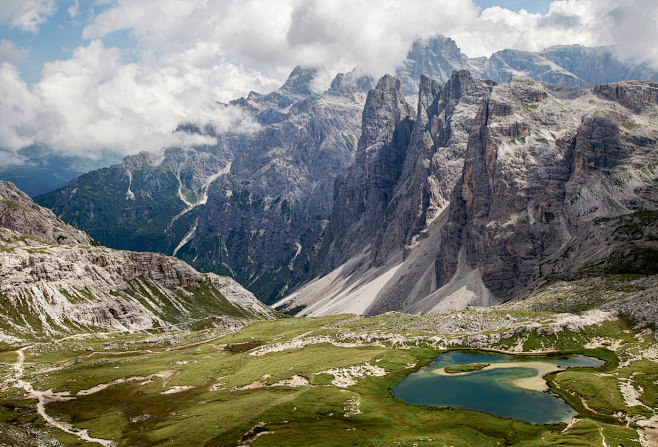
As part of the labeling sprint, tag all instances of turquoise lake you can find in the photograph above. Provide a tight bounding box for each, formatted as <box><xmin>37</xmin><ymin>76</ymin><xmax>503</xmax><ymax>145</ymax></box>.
<box><xmin>391</xmin><ymin>351</ymin><xmax>604</xmax><ymax>425</ymax></box>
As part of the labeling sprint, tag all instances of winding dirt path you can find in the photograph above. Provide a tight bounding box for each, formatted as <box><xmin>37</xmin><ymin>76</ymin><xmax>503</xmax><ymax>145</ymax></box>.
<box><xmin>600</xmin><ymin>427</ymin><xmax>608</xmax><ymax>447</ymax></box>
<box><xmin>1</xmin><ymin>328</ymin><xmax>235</xmax><ymax>446</ymax></box>
<box><xmin>10</xmin><ymin>345</ymin><xmax>116</xmax><ymax>447</ymax></box>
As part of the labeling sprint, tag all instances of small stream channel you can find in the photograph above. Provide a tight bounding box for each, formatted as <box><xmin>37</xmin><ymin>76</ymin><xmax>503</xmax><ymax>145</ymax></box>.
<box><xmin>392</xmin><ymin>350</ymin><xmax>604</xmax><ymax>424</ymax></box>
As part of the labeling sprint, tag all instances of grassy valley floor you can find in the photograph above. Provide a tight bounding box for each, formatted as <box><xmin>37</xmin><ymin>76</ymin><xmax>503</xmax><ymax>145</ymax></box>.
<box><xmin>0</xmin><ymin>278</ymin><xmax>657</xmax><ymax>446</ymax></box>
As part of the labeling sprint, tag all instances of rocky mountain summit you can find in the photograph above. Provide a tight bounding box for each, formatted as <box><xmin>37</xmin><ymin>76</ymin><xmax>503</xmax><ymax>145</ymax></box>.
<box><xmin>38</xmin><ymin>67</ymin><xmax>372</xmax><ymax>303</ymax></box>
<box><xmin>291</xmin><ymin>74</ymin><xmax>416</xmax><ymax>283</ymax></box>
<box><xmin>176</xmin><ymin>69</ymin><xmax>372</xmax><ymax>303</ymax></box>
<box><xmin>397</xmin><ymin>35</ymin><xmax>658</xmax><ymax>97</ymax></box>
<box><xmin>277</xmin><ymin>74</ymin><xmax>658</xmax><ymax>316</ymax></box>
<box><xmin>0</xmin><ymin>181</ymin><xmax>275</xmax><ymax>342</ymax></box>
<box><xmin>229</xmin><ymin>66</ymin><xmax>320</xmax><ymax>125</ymax></box>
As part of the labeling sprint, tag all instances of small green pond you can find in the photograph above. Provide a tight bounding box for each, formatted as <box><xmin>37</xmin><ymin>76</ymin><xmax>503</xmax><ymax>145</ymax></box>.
<box><xmin>392</xmin><ymin>350</ymin><xmax>604</xmax><ymax>425</ymax></box>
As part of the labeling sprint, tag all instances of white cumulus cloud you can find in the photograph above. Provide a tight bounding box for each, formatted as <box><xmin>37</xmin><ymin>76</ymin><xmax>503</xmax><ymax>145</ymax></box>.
<box><xmin>0</xmin><ymin>41</ymin><xmax>266</xmax><ymax>157</ymax></box>
<box><xmin>68</xmin><ymin>0</ymin><xmax>80</xmax><ymax>18</ymax></box>
<box><xmin>451</xmin><ymin>0</ymin><xmax>658</xmax><ymax>66</ymax></box>
<box><xmin>0</xmin><ymin>40</ymin><xmax>30</xmax><ymax>64</ymax></box>
<box><xmin>0</xmin><ymin>0</ymin><xmax>56</xmax><ymax>33</ymax></box>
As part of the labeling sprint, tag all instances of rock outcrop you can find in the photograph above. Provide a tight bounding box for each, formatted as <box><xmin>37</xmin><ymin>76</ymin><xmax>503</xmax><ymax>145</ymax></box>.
<box><xmin>437</xmin><ymin>78</ymin><xmax>658</xmax><ymax>300</ymax></box>
<box><xmin>0</xmin><ymin>181</ymin><xmax>91</xmax><ymax>245</ymax></box>
<box><xmin>0</xmin><ymin>182</ymin><xmax>275</xmax><ymax>342</ymax></box>
<box><xmin>307</xmin><ymin>75</ymin><xmax>415</xmax><ymax>276</ymax></box>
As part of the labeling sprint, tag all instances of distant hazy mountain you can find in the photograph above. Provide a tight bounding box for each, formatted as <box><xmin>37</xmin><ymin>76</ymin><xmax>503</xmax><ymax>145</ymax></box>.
<box><xmin>0</xmin><ymin>145</ymin><xmax>121</xmax><ymax>197</ymax></box>
<box><xmin>397</xmin><ymin>35</ymin><xmax>658</xmax><ymax>96</ymax></box>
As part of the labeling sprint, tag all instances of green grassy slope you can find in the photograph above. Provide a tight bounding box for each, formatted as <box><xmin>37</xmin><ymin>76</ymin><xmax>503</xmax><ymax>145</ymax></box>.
<box><xmin>0</xmin><ymin>292</ymin><xmax>655</xmax><ymax>447</ymax></box>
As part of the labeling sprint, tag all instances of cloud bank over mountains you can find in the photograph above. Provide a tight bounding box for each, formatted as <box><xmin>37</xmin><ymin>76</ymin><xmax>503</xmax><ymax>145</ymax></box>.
<box><xmin>0</xmin><ymin>0</ymin><xmax>656</xmax><ymax>159</ymax></box>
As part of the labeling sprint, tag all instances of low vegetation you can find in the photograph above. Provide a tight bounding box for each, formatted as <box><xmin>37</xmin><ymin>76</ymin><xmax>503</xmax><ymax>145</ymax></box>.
<box><xmin>0</xmin><ymin>278</ymin><xmax>655</xmax><ymax>447</ymax></box>
<box><xmin>444</xmin><ymin>363</ymin><xmax>490</xmax><ymax>373</ymax></box>
<box><xmin>622</xmin><ymin>121</ymin><xmax>641</xmax><ymax>130</ymax></box>
<box><xmin>521</xmin><ymin>102</ymin><xmax>539</xmax><ymax>113</ymax></box>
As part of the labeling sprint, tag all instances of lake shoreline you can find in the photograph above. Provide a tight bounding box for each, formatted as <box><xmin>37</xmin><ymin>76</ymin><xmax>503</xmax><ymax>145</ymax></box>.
<box><xmin>392</xmin><ymin>350</ymin><xmax>605</xmax><ymax>424</ymax></box>
<box><xmin>431</xmin><ymin>361</ymin><xmax>568</xmax><ymax>391</ymax></box>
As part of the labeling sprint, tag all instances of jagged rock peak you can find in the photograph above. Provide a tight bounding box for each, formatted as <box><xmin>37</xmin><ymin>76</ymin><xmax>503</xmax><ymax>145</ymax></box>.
<box><xmin>375</xmin><ymin>74</ymin><xmax>403</xmax><ymax>94</ymax></box>
<box><xmin>0</xmin><ymin>181</ymin><xmax>91</xmax><ymax>246</ymax></box>
<box><xmin>411</xmin><ymin>34</ymin><xmax>462</xmax><ymax>57</ymax></box>
<box><xmin>329</xmin><ymin>68</ymin><xmax>373</xmax><ymax>93</ymax></box>
<box><xmin>280</xmin><ymin>65</ymin><xmax>318</xmax><ymax>96</ymax></box>
<box><xmin>398</xmin><ymin>33</ymin><xmax>658</xmax><ymax>97</ymax></box>
<box><xmin>361</xmin><ymin>75</ymin><xmax>414</xmax><ymax>148</ymax></box>
<box><xmin>283</xmin><ymin>76</ymin><xmax>657</xmax><ymax>317</ymax></box>
<box><xmin>397</xmin><ymin>35</ymin><xmax>480</xmax><ymax>96</ymax></box>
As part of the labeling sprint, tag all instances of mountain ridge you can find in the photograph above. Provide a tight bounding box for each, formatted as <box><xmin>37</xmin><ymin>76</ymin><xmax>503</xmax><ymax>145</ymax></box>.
<box><xmin>0</xmin><ymin>180</ymin><xmax>275</xmax><ymax>342</ymax></box>
<box><xmin>276</xmin><ymin>74</ymin><xmax>658</xmax><ymax>316</ymax></box>
<box><xmin>35</xmin><ymin>35</ymin><xmax>658</xmax><ymax>305</ymax></box>
<box><xmin>397</xmin><ymin>35</ymin><xmax>658</xmax><ymax>97</ymax></box>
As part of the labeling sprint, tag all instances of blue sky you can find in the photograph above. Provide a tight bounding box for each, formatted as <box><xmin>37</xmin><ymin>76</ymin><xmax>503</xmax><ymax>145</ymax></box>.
<box><xmin>0</xmin><ymin>0</ymin><xmax>655</xmax><ymax>158</ymax></box>
<box><xmin>1</xmin><ymin>1</ymin><xmax>136</xmax><ymax>84</ymax></box>
<box><xmin>477</xmin><ymin>0</ymin><xmax>552</xmax><ymax>13</ymax></box>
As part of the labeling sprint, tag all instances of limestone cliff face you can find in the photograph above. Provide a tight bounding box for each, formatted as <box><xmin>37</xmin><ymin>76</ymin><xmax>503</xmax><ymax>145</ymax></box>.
<box><xmin>305</xmin><ymin>71</ymin><xmax>495</xmax><ymax>277</ymax></box>
<box><xmin>396</xmin><ymin>36</ymin><xmax>485</xmax><ymax>96</ymax></box>
<box><xmin>436</xmin><ymin>78</ymin><xmax>658</xmax><ymax>300</ymax></box>
<box><xmin>279</xmin><ymin>76</ymin><xmax>658</xmax><ymax>317</ymax></box>
<box><xmin>279</xmin><ymin>72</ymin><xmax>495</xmax><ymax>316</ymax></box>
<box><xmin>308</xmin><ymin>75</ymin><xmax>414</xmax><ymax>277</ymax></box>
<box><xmin>0</xmin><ymin>182</ymin><xmax>275</xmax><ymax>342</ymax></box>
<box><xmin>369</xmin><ymin>72</ymin><xmax>495</xmax><ymax>266</ymax></box>
<box><xmin>178</xmin><ymin>70</ymin><xmax>371</xmax><ymax>303</ymax></box>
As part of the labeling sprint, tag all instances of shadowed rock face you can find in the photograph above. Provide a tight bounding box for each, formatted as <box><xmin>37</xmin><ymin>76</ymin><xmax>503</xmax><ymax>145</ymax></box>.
<box><xmin>369</xmin><ymin>72</ymin><xmax>496</xmax><ymax>265</ymax></box>
<box><xmin>299</xmin><ymin>72</ymin><xmax>495</xmax><ymax>291</ymax></box>
<box><xmin>303</xmin><ymin>75</ymin><xmax>415</xmax><ymax>280</ymax></box>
